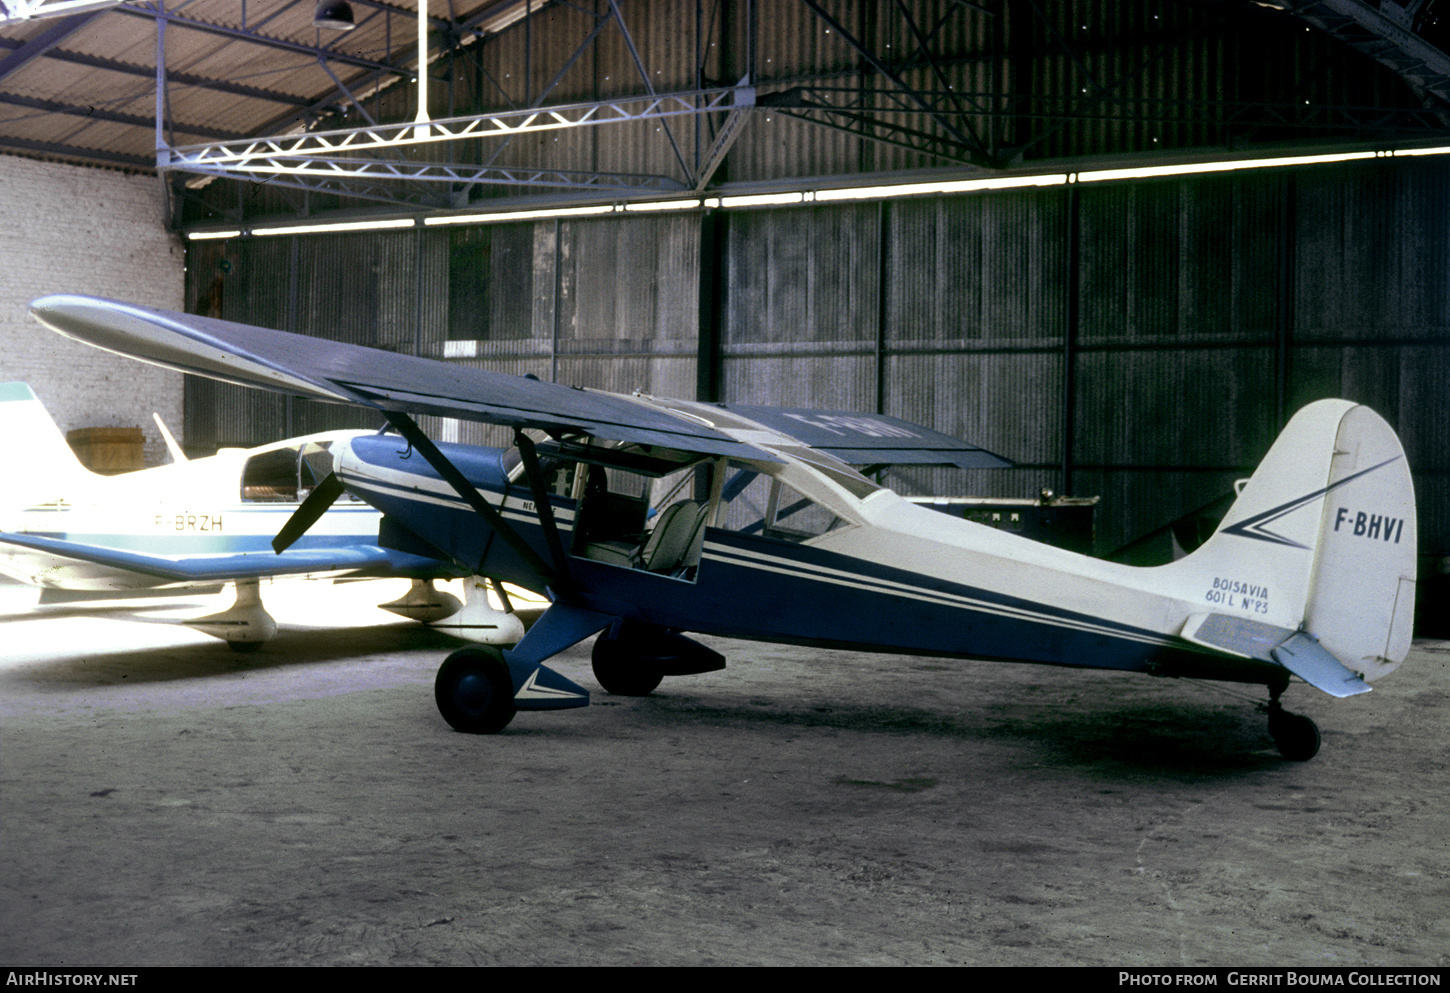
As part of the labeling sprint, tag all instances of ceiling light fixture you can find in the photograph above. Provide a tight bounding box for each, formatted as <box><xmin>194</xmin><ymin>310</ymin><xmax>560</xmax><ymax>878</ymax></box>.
<box><xmin>186</xmin><ymin>145</ymin><xmax>1450</xmax><ymax>240</ymax></box>
<box><xmin>424</xmin><ymin>205</ymin><xmax>617</xmax><ymax>226</ymax></box>
<box><xmin>313</xmin><ymin>0</ymin><xmax>356</xmax><ymax>31</ymax></box>
<box><xmin>252</xmin><ymin>218</ymin><xmax>415</xmax><ymax>236</ymax></box>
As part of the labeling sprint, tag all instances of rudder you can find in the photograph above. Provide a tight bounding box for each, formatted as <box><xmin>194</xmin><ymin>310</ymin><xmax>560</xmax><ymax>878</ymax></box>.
<box><xmin>1303</xmin><ymin>404</ymin><xmax>1417</xmax><ymax>680</ymax></box>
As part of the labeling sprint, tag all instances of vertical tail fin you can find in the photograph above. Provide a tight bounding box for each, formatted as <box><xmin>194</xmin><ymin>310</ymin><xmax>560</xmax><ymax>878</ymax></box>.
<box><xmin>0</xmin><ymin>383</ymin><xmax>98</xmax><ymax>506</ymax></box>
<box><xmin>1172</xmin><ymin>399</ymin><xmax>1416</xmax><ymax>683</ymax></box>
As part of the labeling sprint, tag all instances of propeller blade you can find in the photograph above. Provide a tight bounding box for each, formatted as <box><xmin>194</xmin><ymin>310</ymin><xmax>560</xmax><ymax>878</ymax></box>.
<box><xmin>272</xmin><ymin>471</ymin><xmax>346</xmax><ymax>554</ymax></box>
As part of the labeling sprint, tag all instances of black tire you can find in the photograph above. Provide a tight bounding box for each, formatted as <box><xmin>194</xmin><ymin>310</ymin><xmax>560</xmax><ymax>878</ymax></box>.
<box><xmin>1269</xmin><ymin>708</ymin><xmax>1321</xmax><ymax>762</ymax></box>
<box><xmin>591</xmin><ymin>629</ymin><xmax>665</xmax><ymax>696</ymax></box>
<box><xmin>435</xmin><ymin>646</ymin><xmax>516</xmax><ymax>733</ymax></box>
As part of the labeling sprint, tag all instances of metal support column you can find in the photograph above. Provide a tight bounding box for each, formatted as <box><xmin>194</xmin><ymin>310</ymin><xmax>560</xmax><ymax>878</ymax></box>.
<box><xmin>1277</xmin><ymin>173</ymin><xmax>1297</xmax><ymax>428</ymax></box>
<box><xmin>696</xmin><ymin>209</ymin><xmax>726</xmax><ymax>404</ymax></box>
<box><xmin>1061</xmin><ymin>180</ymin><xmax>1081</xmax><ymax>497</ymax></box>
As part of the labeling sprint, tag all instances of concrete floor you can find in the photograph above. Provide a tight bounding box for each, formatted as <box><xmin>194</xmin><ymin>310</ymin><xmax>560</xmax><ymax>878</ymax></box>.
<box><xmin>1</xmin><ymin>578</ymin><xmax>1447</xmax><ymax>967</ymax></box>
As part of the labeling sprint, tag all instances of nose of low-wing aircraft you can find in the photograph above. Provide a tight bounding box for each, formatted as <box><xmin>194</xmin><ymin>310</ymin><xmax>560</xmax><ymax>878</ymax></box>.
<box><xmin>270</xmin><ymin>468</ymin><xmax>348</xmax><ymax>554</ymax></box>
<box><xmin>269</xmin><ymin>434</ymin><xmax>369</xmax><ymax>555</ymax></box>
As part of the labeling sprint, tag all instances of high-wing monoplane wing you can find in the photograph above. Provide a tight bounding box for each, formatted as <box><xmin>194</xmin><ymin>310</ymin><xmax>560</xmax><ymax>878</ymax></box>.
<box><xmin>31</xmin><ymin>295</ymin><xmax>779</xmax><ymax>463</ymax></box>
<box><xmin>710</xmin><ymin>403</ymin><xmax>1011</xmax><ymax>470</ymax></box>
<box><xmin>31</xmin><ymin>296</ymin><xmax>1009</xmax><ymax>469</ymax></box>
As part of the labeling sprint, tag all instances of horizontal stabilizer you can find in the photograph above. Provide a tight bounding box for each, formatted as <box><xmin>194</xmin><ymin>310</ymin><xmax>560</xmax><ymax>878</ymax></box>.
<box><xmin>1181</xmin><ymin>613</ymin><xmax>1370</xmax><ymax>697</ymax></box>
<box><xmin>1270</xmin><ymin>631</ymin><xmax>1371</xmax><ymax>698</ymax></box>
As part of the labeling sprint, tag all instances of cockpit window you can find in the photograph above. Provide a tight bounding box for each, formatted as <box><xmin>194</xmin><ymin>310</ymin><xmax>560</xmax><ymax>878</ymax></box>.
<box><xmin>241</xmin><ymin>447</ymin><xmax>302</xmax><ymax>502</ymax></box>
<box><xmin>298</xmin><ymin>442</ymin><xmax>334</xmax><ymax>497</ymax></box>
<box><xmin>717</xmin><ymin>467</ymin><xmax>850</xmax><ymax>543</ymax></box>
<box><xmin>241</xmin><ymin>440</ymin><xmax>356</xmax><ymax>503</ymax></box>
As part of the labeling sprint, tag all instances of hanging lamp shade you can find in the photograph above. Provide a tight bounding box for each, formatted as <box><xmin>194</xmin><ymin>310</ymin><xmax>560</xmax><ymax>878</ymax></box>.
<box><xmin>313</xmin><ymin>0</ymin><xmax>357</xmax><ymax>30</ymax></box>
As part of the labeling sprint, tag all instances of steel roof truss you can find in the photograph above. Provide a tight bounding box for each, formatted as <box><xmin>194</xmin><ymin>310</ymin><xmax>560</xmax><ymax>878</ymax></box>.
<box><xmin>182</xmin><ymin>155</ymin><xmax>684</xmax><ymax>191</ymax></box>
<box><xmin>161</xmin><ymin>86</ymin><xmax>748</xmax><ymax>174</ymax></box>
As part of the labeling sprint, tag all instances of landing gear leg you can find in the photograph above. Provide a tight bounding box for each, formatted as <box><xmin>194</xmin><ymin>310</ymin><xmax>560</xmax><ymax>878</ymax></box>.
<box><xmin>1266</xmin><ymin>679</ymin><xmax>1321</xmax><ymax>762</ymax></box>
<box><xmin>377</xmin><ymin>578</ymin><xmax>462</xmax><ymax>623</ymax></box>
<box><xmin>428</xmin><ymin>577</ymin><xmax>526</xmax><ymax>645</ymax></box>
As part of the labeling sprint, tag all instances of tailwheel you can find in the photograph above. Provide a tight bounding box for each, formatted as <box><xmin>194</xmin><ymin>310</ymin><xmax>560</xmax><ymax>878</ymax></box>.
<box><xmin>434</xmin><ymin>645</ymin><xmax>516</xmax><ymax>734</ymax></box>
<box><xmin>1267</xmin><ymin>701</ymin><xmax>1321</xmax><ymax>762</ymax></box>
<box><xmin>591</xmin><ymin>627</ymin><xmax>664</xmax><ymax>697</ymax></box>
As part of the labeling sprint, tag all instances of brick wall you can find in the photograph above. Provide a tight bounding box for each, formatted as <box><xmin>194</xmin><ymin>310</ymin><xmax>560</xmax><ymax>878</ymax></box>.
<box><xmin>0</xmin><ymin>153</ymin><xmax>184</xmax><ymax>467</ymax></box>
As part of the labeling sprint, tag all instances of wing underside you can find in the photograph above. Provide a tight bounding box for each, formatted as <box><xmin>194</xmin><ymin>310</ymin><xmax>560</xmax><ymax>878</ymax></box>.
<box><xmin>0</xmin><ymin>530</ymin><xmax>450</xmax><ymax>587</ymax></box>
<box><xmin>31</xmin><ymin>296</ymin><xmax>778</xmax><ymax>462</ymax></box>
<box><xmin>31</xmin><ymin>296</ymin><xmax>1009</xmax><ymax>469</ymax></box>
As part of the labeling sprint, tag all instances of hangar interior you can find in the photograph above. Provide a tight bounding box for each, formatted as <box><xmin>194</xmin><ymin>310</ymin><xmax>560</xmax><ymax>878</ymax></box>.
<box><xmin>5</xmin><ymin>0</ymin><xmax>1450</xmax><ymax>970</ymax></box>
<box><xmin>2</xmin><ymin>0</ymin><xmax>1448</xmax><ymax>593</ymax></box>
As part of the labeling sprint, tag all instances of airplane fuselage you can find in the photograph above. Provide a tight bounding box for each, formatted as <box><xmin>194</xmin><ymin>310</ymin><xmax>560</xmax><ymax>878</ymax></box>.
<box><xmin>337</xmin><ymin>434</ymin><xmax>1276</xmax><ymax>687</ymax></box>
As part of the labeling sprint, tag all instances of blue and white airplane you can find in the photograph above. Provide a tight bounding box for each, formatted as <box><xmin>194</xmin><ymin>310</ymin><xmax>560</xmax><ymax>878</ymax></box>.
<box><xmin>30</xmin><ymin>295</ymin><xmax>1418</xmax><ymax>759</ymax></box>
<box><xmin>0</xmin><ymin>381</ymin><xmax>523</xmax><ymax>649</ymax></box>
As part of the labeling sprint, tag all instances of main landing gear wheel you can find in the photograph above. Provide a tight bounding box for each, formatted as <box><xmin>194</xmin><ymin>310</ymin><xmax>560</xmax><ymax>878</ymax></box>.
<box><xmin>1268</xmin><ymin>703</ymin><xmax>1321</xmax><ymax>762</ymax></box>
<box><xmin>591</xmin><ymin>629</ymin><xmax>664</xmax><ymax>696</ymax></box>
<box><xmin>434</xmin><ymin>646</ymin><xmax>516</xmax><ymax>734</ymax></box>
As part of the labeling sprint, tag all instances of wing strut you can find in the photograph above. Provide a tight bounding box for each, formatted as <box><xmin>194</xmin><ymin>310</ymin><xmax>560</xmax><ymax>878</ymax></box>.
<box><xmin>383</xmin><ymin>411</ymin><xmax>567</xmax><ymax>596</ymax></box>
<box><xmin>512</xmin><ymin>428</ymin><xmax>574</xmax><ymax>590</ymax></box>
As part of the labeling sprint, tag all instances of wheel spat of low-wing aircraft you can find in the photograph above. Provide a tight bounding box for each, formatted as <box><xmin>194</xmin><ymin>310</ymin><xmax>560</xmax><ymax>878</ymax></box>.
<box><xmin>31</xmin><ymin>295</ymin><xmax>1418</xmax><ymax>760</ymax></box>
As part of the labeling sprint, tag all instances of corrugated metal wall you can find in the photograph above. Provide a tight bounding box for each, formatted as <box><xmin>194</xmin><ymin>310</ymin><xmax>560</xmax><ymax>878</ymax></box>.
<box><xmin>184</xmin><ymin>155</ymin><xmax>1450</xmax><ymax>562</ymax></box>
<box><xmin>883</xmin><ymin>188</ymin><xmax>1069</xmax><ymax>505</ymax></box>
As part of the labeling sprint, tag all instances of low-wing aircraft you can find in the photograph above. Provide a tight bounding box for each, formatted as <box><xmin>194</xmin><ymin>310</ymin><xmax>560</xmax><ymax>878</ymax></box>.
<box><xmin>0</xmin><ymin>381</ymin><xmax>524</xmax><ymax>649</ymax></box>
<box><xmin>30</xmin><ymin>295</ymin><xmax>1418</xmax><ymax>760</ymax></box>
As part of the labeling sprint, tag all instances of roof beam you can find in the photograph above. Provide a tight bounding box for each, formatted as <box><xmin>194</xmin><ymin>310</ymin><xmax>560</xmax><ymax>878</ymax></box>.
<box><xmin>1</xmin><ymin>41</ymin><xmax>314</xmax><ymax>108</ymax></box>
<box><xmin>164</xmin><ymin>86</ymin><xmax>750</xmax><ymax>168</ymax></box>
<box><xmin>799</xmin><ymin>0</ymin><xmax>992</xmax><ymax>166</ymax></box>
<box><xmin>183</xmin><ymin>156</ymin><xmax>683</xmax><ymax>190</ymax></box>
<box><xmin>0</xmin><ymin>10</ymin><xmax>103</xmax><ymax>82</ymax></box>
<box><xmin>1277</xmin><ymin>0</ymin><xmax>1450</xmax><ymax>109</ymax></box>
<box><xmin>111</xmin><ymin>3</ymin><xmax>412</xmax><ymax>78</ymax></box>
<box><xmin>0</xmin><ymin>132</ymin><xmax>151</xmax><ymax>166</ymax></box>
<box><xmin>0</xmin><ymin>90</ymin><xmax>236</xmax><ymax>138</ymax></box>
